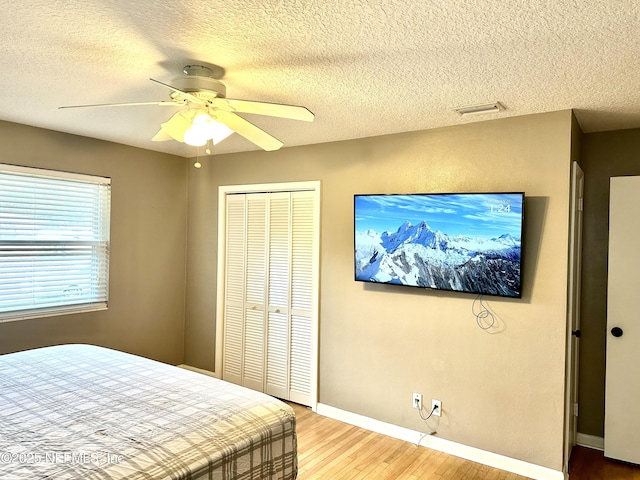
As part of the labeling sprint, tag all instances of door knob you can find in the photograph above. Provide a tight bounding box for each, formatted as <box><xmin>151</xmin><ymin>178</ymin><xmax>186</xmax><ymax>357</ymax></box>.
<box><xmin>611</xmin><ymin>327</ymin><xmax>624</xmax><ymax>337</ymax></box>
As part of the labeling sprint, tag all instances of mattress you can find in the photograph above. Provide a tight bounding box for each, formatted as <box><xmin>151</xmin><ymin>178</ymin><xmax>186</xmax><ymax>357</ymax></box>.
<box><xmin>0</xmin><ymin>344</ymin><xmax>297</xmax><ymax>480</ymax></box>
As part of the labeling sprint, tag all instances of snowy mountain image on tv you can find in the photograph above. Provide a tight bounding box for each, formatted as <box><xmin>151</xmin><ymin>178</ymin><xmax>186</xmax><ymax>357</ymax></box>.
<box><xmin>354</xmin><ymin>193</ymin><xmax>524</xmax><ymax>298</ymax></box>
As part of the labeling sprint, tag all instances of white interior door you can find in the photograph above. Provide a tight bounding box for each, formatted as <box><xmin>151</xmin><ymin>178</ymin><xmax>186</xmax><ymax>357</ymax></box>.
<box><xmin>564</xmin><ymin>162</ymin><xmax>583</xmax><ymax>473</ymax></box>
<box><xmin>604</xmin><ymin>175</ymin><xmax>640</xmax><ymax>464</ymax></box>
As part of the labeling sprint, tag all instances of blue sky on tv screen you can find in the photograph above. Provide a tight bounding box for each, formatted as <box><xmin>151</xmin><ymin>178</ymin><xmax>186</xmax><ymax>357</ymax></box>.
<box><xmin>355</xmin><ymin>193</ymin><xmax>523</xmax><ymax>238</ymax></box>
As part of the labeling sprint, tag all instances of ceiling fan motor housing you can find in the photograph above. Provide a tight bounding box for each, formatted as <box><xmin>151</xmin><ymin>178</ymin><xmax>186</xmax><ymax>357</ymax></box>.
<box><xmin>171</xmin><ymin>75</ymin><xmax>226</xmax><ymax>99</ymax></box>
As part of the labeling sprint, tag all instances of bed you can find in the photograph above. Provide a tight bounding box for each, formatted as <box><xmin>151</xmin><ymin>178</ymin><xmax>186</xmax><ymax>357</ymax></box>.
<box><xmin>0</xmin><ymin>344</ymin><xmax>297</xmax><ymax>480</ymax></box>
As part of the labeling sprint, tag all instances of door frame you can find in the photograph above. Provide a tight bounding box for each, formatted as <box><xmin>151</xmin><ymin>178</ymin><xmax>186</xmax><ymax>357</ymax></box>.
<box><xmin>564</xmin><ymin>161</ymin><xmax>584</xmax><ymax>474</ymax></box>
<box><xmin>215</xmin><ymin>180</ymin><xmax>321</xmax><ymax>411</ymax></box>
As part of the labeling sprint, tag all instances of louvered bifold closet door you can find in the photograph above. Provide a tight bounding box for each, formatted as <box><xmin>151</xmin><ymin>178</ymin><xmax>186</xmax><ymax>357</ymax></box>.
<box><xmin>222</xmin><ymin>193</ymin><xmax>268</xmax><ymax>391</ymax></box>
<box><xmin>289</xmin><ymin>191</ymin><xmax>314</xmax><ymax>406</ymax></box>
<box><xmin>265</xmin><ymin>192</ymin><xmax>291</xmax><ymax>400</ymax></box>
<box><xmin>222</xmin><ymin>194</ymin><xmax>246</xmax><ymax>385</ymax></box>
<box><xmin>242</xmin><ymin>194</ymin><xmax>268</xmax><ymax>392</ymax></box>
<box><xmin>222</xmin><ymin>189</ymin><xmax>315</xmax><ymax>407</ymax></box>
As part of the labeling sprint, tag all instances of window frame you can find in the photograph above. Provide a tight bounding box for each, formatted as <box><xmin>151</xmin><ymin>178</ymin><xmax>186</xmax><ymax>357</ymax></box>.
<box><xmin>0</xmin><ymin>163</ymin><xmax>111</xmax><ymax>322</ymax></box>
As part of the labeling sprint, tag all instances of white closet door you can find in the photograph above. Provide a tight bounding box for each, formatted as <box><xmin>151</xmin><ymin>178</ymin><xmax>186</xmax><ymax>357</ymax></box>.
<box><xmin>221</xmin><ymin>188</ymin><xmax>316</xmax><ymax>407</ymax></box>
<box><xmin>242</xmin><ymin>194</ymin><xmax>268</xmax><ymax>392</ymax></box>
<box><xmin>266</xmin><ymin>192</ymin><xmax>292</xmax><ymax>399</ymax></box>
<box><xmin>222</xmin><ymin>194</ymin><xmax>246</xmax><ymax>385</ymax></box>
<box><xmin>289</xmin><ymin>191</ymin><xmax>315</xmax><ymax>405</ymax></box>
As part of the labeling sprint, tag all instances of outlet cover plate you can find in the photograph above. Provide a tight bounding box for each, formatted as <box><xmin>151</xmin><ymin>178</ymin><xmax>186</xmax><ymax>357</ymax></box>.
<box><xmin>432</xmin><ymin>399</ymin><xmax>442</xmax><ymax>416</ymax></box>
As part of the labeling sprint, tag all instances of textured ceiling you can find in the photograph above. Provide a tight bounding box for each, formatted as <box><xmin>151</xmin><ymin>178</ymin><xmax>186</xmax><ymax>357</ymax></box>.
<box><xmin>2</xmin><ymin>1</ymin><xmax>640</xmax><ymax>157</ymax></box>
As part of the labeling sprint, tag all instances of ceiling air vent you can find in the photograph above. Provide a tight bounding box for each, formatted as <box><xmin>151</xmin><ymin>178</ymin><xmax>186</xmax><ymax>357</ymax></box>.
<box><xmin>454</xmin><ymin>102</ymin><xmax>505</xmax><ymax>116</ymax></box>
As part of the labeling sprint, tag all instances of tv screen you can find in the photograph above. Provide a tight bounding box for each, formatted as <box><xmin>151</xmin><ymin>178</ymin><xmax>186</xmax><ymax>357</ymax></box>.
<box><xmin>354</xmin><ymin>192</ymin><xmax>524</xmax><ymax>298</ymax></box>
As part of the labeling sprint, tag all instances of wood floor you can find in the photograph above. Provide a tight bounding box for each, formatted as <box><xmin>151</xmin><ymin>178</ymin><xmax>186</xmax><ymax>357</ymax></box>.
<box><xmin>291</xmin><ymin>402</ymin><xmax>640</xmax><ymax>479</ymax></box>
<box><xmin>291</xmin><ymin>402</ymin><xmax>529</xmax><ymax>479</ymax></box>
<box><xmin>568</xmin><ymin>446</ymin><xmax>640</xmax><ymax>479</ymax></box>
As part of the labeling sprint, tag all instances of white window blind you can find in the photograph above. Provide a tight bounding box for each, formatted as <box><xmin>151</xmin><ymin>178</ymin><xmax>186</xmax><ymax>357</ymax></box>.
<box><xmin>0</xmin><ymin>164</ymin><xmax>111</xmax><ymax>322</ymax></box>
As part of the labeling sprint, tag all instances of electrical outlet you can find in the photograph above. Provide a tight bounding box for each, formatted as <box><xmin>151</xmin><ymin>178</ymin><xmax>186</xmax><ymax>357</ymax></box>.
<box><xmin>431</xmin><ymin>399</ymin><xmax>442</xmax><ymax>417</ymax></box>
<box><xmin>412</xmin><ymin>393</ymin><xmax>422</xmax><ymax>409</ymax></box>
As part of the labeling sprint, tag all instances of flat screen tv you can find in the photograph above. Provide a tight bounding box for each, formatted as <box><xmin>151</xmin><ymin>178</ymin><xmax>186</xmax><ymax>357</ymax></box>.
<box><xmin>354</xmin><ymin>192</ymin><xmax>524</xmax><ymax>298</ymax></box>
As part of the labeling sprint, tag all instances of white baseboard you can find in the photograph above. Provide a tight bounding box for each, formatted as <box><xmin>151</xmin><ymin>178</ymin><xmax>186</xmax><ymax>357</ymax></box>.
<box><xmin>575</xmin><ymin>433</ymin><xmax>604</xmax><ymax>451</ymax></box>
<box><xmin>316</xmin><ymin>403</ymin><xmax>565</xmax><ymax>480</ymax></box>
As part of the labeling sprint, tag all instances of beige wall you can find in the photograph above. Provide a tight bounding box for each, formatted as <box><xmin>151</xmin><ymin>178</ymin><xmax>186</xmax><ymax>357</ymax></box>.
<box><xmin>0</xmin><ymin>121</ymin><xmax>187</xmax><ymax>364</ymax></box>
<box><xmin>578</xmin><ymin>128</ymin><xmax>640</xmax><ymax>437</ymax></box>
<box><xmin>186</xmin><ymin>110</ymin><xmax>574</xmax><ymax>470</ymax></box>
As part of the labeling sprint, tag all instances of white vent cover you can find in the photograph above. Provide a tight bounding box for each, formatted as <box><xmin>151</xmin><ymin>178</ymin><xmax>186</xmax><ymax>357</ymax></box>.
<box><xmin>454</xmin><ymin>102</ymin><xmax>505</xmax><ymax>116</ymax></box>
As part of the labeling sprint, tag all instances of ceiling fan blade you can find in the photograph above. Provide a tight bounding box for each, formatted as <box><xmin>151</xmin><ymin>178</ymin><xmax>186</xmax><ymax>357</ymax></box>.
<box><xmin>217</xmin><ymin>112</ymin><xmax>284</xmax><ymax>151</ymax></box>
<box><xmin>151</xmin><ymin>128</ymin><xmax>173</xmax><ymax>142</ymax></box>
<box><xmin>59</xmin><ymin>101</ymin><xmax>179</xmax><ymax>109</ymax></box>
<box><xmin>210</xmin><ymin>98</ymin><xmax>314</xmax><ymax>122</ymax></box>
<box><xmin>149</xmin><ymin>78</ymin><xmax>205</xmax><ymax>105</ymax></box>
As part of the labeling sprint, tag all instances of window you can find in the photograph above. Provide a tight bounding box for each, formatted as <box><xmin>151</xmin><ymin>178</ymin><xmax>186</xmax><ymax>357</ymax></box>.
<box><xmin>0</xmin><ymin>164</ymin><xmax>111</xmax><ymax>322</ymax></box>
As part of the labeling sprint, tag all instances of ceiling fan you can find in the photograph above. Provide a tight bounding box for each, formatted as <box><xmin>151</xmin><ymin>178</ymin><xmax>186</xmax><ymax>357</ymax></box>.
<box><xmin>59</xmin><ymin>65</ymin><xmax>315</xmax><ymax>151</ymax></box>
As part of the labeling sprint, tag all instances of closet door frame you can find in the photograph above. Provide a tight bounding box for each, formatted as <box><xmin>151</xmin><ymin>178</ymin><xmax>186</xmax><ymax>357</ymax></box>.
<box><xmin>215</xmin><ymin>181</ymin><xmax>321</xmax><ymax>411</ymax></box>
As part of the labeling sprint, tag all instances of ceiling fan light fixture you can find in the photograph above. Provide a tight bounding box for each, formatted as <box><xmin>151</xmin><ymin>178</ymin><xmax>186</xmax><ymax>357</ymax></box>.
<box><xmin>208</xmin><ymin>117</ymin><xmax>234</xmax><ymax>145</ymax></box>
<box><xmin>159</xmin><ymin>110</ymin><xmax>198</xmax><ymax>143</ymax></box>
<box><xmin>454</xmin><ymin>102</ymin><xmax>505</xmax><ymax>116</ymax></box>
<box><xmin>183</xmin><ymin>113</ymin><xmax>211</xmax><ymax>146</ymax></box>
<box><xmin>183</xmin><ymin>130</ymin><xmax>208</xmax><ymax>146</ymax></box>
<box><xmin>183</xmin><ymin>113</ymin><xmax>234</xmax><ymax>146</ymax></box>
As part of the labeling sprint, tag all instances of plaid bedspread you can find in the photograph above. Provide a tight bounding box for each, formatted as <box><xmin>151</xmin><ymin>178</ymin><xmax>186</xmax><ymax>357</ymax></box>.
<box><xmin>0</xmin><ymin>344</ymin><xmax>297</xmax><ymax>480</ymax></box>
